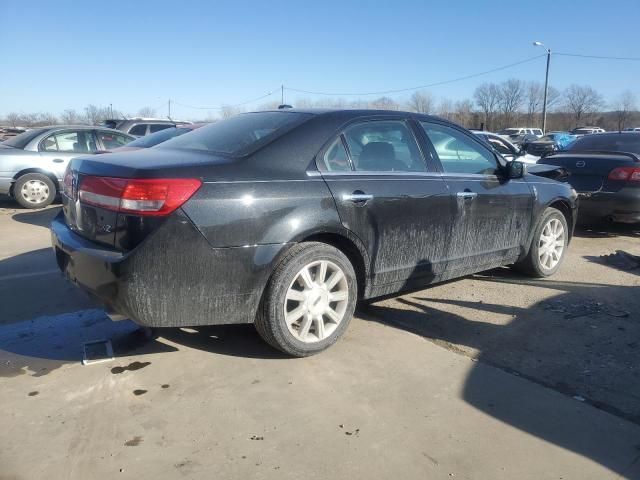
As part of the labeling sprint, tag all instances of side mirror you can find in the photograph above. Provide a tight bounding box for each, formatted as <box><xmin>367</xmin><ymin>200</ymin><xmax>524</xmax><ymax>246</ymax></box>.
<box><xmin>507</xmin><ymin>160</ymin><xmax>526</xmax><ymax>179</ymax></box>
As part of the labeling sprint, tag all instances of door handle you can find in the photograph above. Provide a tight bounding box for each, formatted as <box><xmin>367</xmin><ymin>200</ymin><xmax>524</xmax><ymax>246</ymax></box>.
<box><xmin>456</xmin><ymin>191</ymin><xmax>477</xmax><ymax>200</ymax></box>
<box><xmin>342</xmin><ymin>192</ymin><xmax>373</xmax><ymax>204</ymax></box>
<box><xmin>53</xmin><ymin>159</ymin><xmax>65</xmax><ymax>163</ymax></box>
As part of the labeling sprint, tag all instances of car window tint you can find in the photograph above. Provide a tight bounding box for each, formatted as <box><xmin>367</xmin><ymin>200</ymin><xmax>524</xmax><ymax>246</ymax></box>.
<box><xmin>149</xmin><ymin>124</ymin><xmax>172</xmax><ymax>133</ymax></box>
<box><xmin>97</xmin><ymin>131</ymin><xmax>131</xmax><ymax>150</ymax></box>
<box><xmin>321</xmin><ymin>137</ymin><xmax>351</xmax><ymax>172</ymax></box>
<box><xmin>343</xmin><ymin>121</ymin><xmax>425</xmax><ymax>172</ymax></box>
<box><xmin>421</xmin><ymin>122</ymin><xmax>498</xmax><ymax>175</ymax></box>
<box><xmin>128</xmin><ymin>124</ymin><xmax>147</xmax><ymax>136</ymax></box>
<box><xmin>42</xmin><ymin>131</ymin><xmax>94</xmax><ymax>153</ymax></box>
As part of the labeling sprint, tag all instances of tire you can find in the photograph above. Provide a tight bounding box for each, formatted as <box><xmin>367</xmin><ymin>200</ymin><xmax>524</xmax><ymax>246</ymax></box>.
<box><xmin>255</xmin><ymin>242</ymin><xmax>357</xmax><ymax>357</ymax></box>
<box><xmin>515</xmin><ymin>207</ymin><xmax>569</xmax><ymax>278</ymax></box>
<box><xmin>13</xmin><ymin>173</ymin><xmax>56</xmax><ymax>209</ymax></box>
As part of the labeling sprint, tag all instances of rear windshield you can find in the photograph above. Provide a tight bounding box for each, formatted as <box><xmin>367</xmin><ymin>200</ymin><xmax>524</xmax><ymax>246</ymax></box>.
<box><xmin>156</xmin><ymin>112</ymin><xmax>312</xmax><ymax>156</ymax></box>
<box><xmin>126</xmin><ymin>127</ymin><xmax>189</xmax><ymax>148</ymax></box>
<box><xmin>568</xmin><ymin>134</ymin><xmax>640</xmax><ymax>154</ymax></box>
<box><xmin>2</xmin><ymin>128</ymin><xmax>48</xmax><ymax>149</ymax></box>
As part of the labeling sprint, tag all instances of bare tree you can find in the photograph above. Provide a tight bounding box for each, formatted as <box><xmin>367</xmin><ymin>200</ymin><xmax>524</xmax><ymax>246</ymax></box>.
<box><xmin>611</xmin><ymin>90</ymin><xmax>637</xmax><ymax>131</ymax></box>
<box><xmin>546</xmin><ymin>86</ymin><xmax>561</xmax><ymax>111</ymax></box>
<box><xmin>220</xmin><ymin>105</ymin><xmax>244</xmax><ymax>119</ymax></box>
<box><xmin>525</xmin><ymin>82</ymin><xmax>543</xmax><ymax>125</ymax></box>
<box><xmin>564</xmin><ymin>84</ymin><xmax>604</xmax><ymax>127</ymax></box>
<box><xmin>6</xmin><ymin>112</ymin><xmax>21</xmax><ymax>127</ymax></box>
<box><xmin>452</xmin><ymin>99</ymin><xmax>474</xmax><ymax>127</ymax></box>
<box><xmin>438</xmin><ymin>98</ymin><xmax>454</xmax><ymax>121</ymax></box>
<box><xmin>498</xmin><ymin>79</ymin><xmax>524</xmax><ymax>126</ymax></box>
<box><xmin>369</xmin><ymin>97</ymin><xmax>399</xmax><ymax>110</ymax></box>
<box><xmin>60</xmin><ymin>109</ymin><xmax>85</xmax><ymax>124</ymax></box>
<box><xmin>474</xmin><ymin>83</ymin><xmax>501</xmax><ymax>130</ymax></box>
<box><xmin>84</xmin><ymin>105</ymin><xmax>112</xmax><ymax>125</ymax></box>
<box><xmin>407</xmin><ymin>90</ymin><xmax>435</xmax><ymax>114</ymax></box>
<box><xmin>138</xmin><ymin>106</ymin><xmax>157</xmax><ymax>118</ymax></box>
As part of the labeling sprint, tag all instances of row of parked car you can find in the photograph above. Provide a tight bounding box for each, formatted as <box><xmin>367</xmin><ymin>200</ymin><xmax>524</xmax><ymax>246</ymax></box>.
<box><xmin>1</xmin><ymin>114</ymin><xmax>639</xmax><ymax>225</ymax></box>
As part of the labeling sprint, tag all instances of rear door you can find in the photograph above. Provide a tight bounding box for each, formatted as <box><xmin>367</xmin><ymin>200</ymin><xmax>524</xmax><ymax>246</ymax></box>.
<box><xmin>318</xmin><ymin>117</ymin><xmax>454</xmax><ymax>288</ymax></box>
<box><xmin>419</xmin><ymin>121</ymin><xmax>534</xmax><ymax>274</ymax></box>
<box><xmin>38</xmin><ymin>129</ymin><xmax>98</xmax><ymax>180</ymax></box>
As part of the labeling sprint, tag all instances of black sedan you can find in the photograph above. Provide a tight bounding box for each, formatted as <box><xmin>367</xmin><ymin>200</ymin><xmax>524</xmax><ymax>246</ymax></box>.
<box><xmin>539</xmin><ymin>132</ymin><xmax>640</xmax><ymax>224</ymax></box>
<box><xmin>51</xmin><ymin>110</ymin><xmax>577</xmax><ymax>356</ymax></box>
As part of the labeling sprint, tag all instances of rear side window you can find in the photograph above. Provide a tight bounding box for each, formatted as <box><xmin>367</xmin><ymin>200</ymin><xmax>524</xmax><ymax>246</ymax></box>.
<box><xmin>342</xmin><ymin>121</ymin><xmax>426</xmax><ymax>172</ymax></box>
<box><xmin>128</xmin><ymin>124</ymin><xmax>147</xmax><ymax>136</ymax></box>
<box><xmin>321</xmin><ymin>137</ymin><xmax>351</xmax><ymax>172</ymax></box>
<box><xmin>149</xmin><ymin>124</ymin><xmax>172</xmax><ymax>133</ymax></box>
<box><xmin>41</xmin><ymin>130</ymin><xmax>96</xmax><ymax>153</ymax></box>
<box><xmin>568</xmin><ymin>134</ymin><xmax>640</xmax><ymax>154</ymax></box>
<box><xmin>157</xmin><ymin>112</ymin><xmax>312</xmax><ymax>156</ymax></box>
<box><xmin>422</xmin><ymin>122</ymin><xmax>498</xmax><ymax>175</ymax></box>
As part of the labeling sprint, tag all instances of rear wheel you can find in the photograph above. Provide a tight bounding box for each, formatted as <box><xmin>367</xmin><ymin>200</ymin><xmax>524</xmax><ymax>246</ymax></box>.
<box><xmin>13</xmin><ymin>173</ymin><xmax>56</xmax><ymax>209</ymax></box>
<box><xmin>255</xmin><ymin>242</ymin><xmax>357</xmax><ymax>357</ymax></box>
<box><xmin>515</xmin><ymin>207</ymin><xmax>568</xmax><ymax>277</ymax></box>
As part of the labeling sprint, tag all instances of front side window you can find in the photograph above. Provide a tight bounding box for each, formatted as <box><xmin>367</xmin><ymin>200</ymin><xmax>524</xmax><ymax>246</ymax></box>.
<box><xmin>41</xmin><ymin>130</ymin><xmax>96</xmax><ymax>153</ymax></box>
<box><xmin>96</xmin><ymin>131</ymin><xmax>132</xmax><ymax>149</ymax></box>
<box><xmin>128</xmin><ymin>124</ymin><xmax>147</xmax><ymax>136</ymax></box>
<box><xmin>342</xmin><ymin>121</ymin><xmax>425</xmax><ymax>172</ymax></box>
<box><xmin>421</xmin><ymin>122</ymin><xmax>498</xmax><ymax>175</ymax></box>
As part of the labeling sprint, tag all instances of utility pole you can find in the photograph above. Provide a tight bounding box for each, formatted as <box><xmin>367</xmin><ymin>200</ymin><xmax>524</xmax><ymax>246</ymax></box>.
<box><xmin>109</xmin><ymin>103</ymin><xmax>113</xmax><ymax>118</ymax></box>
<box><xmin>281</xmin><ymin>85</ymin><xmax>284</xmax><ymax>105</ymax></box>
<box><xmin>168</xmin><ymin>99</ymin><xmax>171</xmax><ymax>119</ymax></box>
<box><xmin>533</xmin><ymin>41</ymin><xmax>551</xmax><ymax>134</ymax></box>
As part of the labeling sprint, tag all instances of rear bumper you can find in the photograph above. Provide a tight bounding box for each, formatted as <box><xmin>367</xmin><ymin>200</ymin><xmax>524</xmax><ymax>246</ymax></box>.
<box><xmin>50</xmin><ymin>211</ymin><xmax>285</xmax><ymax>327</ymax></box>
<box><xmin>578</xmin><ymin>189</ymin><xmax>640</xmax><ymax>223</ymax></box>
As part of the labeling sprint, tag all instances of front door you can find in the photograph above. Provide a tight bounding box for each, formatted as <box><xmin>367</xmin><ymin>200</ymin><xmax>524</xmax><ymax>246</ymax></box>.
<box><xmin>419</xmin><ymin>121</ymin><xmax>534</xmax><ymax>277</ymax></box>
<box><xmin>318</xmin><ymin>118</ymin><xmax>454</xmax><ymax>290</ymax></box>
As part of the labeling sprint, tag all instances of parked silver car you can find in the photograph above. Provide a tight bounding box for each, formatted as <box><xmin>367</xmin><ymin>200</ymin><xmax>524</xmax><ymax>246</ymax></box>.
<box><xmin>0</xmin><ymin>125</ymin><xmax>134</xmax><ymax>208</ymax></box>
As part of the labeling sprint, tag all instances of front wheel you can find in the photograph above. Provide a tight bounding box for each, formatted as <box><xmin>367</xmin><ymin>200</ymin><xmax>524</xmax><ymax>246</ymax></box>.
<box><xmin>515</xmin><ymin>207</ymin><xmax>568</xmax><ymax>277</ymax></box>
<box><xmin>255</xmin><ymin>242</ymin><xmax>357</xmax><ymax>357</ymax></box>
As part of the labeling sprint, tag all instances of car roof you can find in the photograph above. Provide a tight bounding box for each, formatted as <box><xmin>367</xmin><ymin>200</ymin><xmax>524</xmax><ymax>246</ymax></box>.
<box><xmin>247</xmin><ymin>108</ymin><xmax>446</xmax><ymax>123</ymax></box>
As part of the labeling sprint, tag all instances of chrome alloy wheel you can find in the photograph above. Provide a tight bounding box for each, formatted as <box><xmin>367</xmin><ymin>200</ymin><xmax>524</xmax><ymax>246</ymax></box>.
<box><xmin>284</xmin><ymin>260</ymin><xmax>349</xmax><ymax>343</ymax></box>
<box><xmin>20</xmin><ymin>179</ymin><xmax>50</xmax><ymax>205</ymax></box>
<box><xmin>538</xmin><ymin>218</ymin><xmax>565</xmax><ymax>270</ymax></box>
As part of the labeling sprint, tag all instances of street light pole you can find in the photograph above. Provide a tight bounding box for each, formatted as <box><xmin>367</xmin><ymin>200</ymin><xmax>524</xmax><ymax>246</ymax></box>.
<box><xmin>534</xmin><ymin>41</ymin><xmax>551</xmax><ymax>134</ymax></box>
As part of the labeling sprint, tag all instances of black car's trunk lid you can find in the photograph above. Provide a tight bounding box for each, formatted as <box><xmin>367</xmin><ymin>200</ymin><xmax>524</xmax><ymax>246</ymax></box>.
<box><xmin>62</xmin><ymin>149</ymin><xmax>228</xmax><ymax>250</ymax></box>
<box><xmin>539</xmin><ymin>151</ymin><xmax>639</xmax><ymax>192</ymax></box>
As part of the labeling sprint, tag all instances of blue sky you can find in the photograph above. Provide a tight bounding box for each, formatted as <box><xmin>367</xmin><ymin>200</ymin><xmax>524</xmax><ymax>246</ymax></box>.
<box><xmin>1</xmin><ymin>0</ymin><xmax>639</xmax><ymax>118</ymax></box>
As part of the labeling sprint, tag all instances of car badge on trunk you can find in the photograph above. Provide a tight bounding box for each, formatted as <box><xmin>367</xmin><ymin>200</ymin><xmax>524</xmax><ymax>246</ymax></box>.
<box><xmin>576</xmin><ymin>161</ymin><xmax>586</xmax><ymax>168</ymax></box>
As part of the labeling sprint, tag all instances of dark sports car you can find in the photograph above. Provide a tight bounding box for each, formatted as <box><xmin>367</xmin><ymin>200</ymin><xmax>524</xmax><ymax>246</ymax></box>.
<box><xmin>51</xmin><ymin>109</ymin><xmax>577</xmax><ymax>356</ymax></box>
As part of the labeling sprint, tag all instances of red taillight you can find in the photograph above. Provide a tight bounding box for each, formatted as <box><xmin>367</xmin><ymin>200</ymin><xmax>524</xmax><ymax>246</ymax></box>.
<box><xmin>78</xmin><ymin>176</ymin><xmax>202</xmax><ymax>216</ymax></box>
<box><xmin>62</xmin><ymin>165</ymin><xmax>73</xmax><ymax>197</ymax></box>
<box><xmin>608</xmin><ymin>167</ymin><xmax>640</xmax><ymax>182</ymax></box>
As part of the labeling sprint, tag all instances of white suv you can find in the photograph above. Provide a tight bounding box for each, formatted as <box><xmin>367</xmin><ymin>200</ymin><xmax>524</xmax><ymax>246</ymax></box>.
<box><xmin>498</xmin><ymin>127</ymin><xmax>544</xmax><ymax>138</ymax></box>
